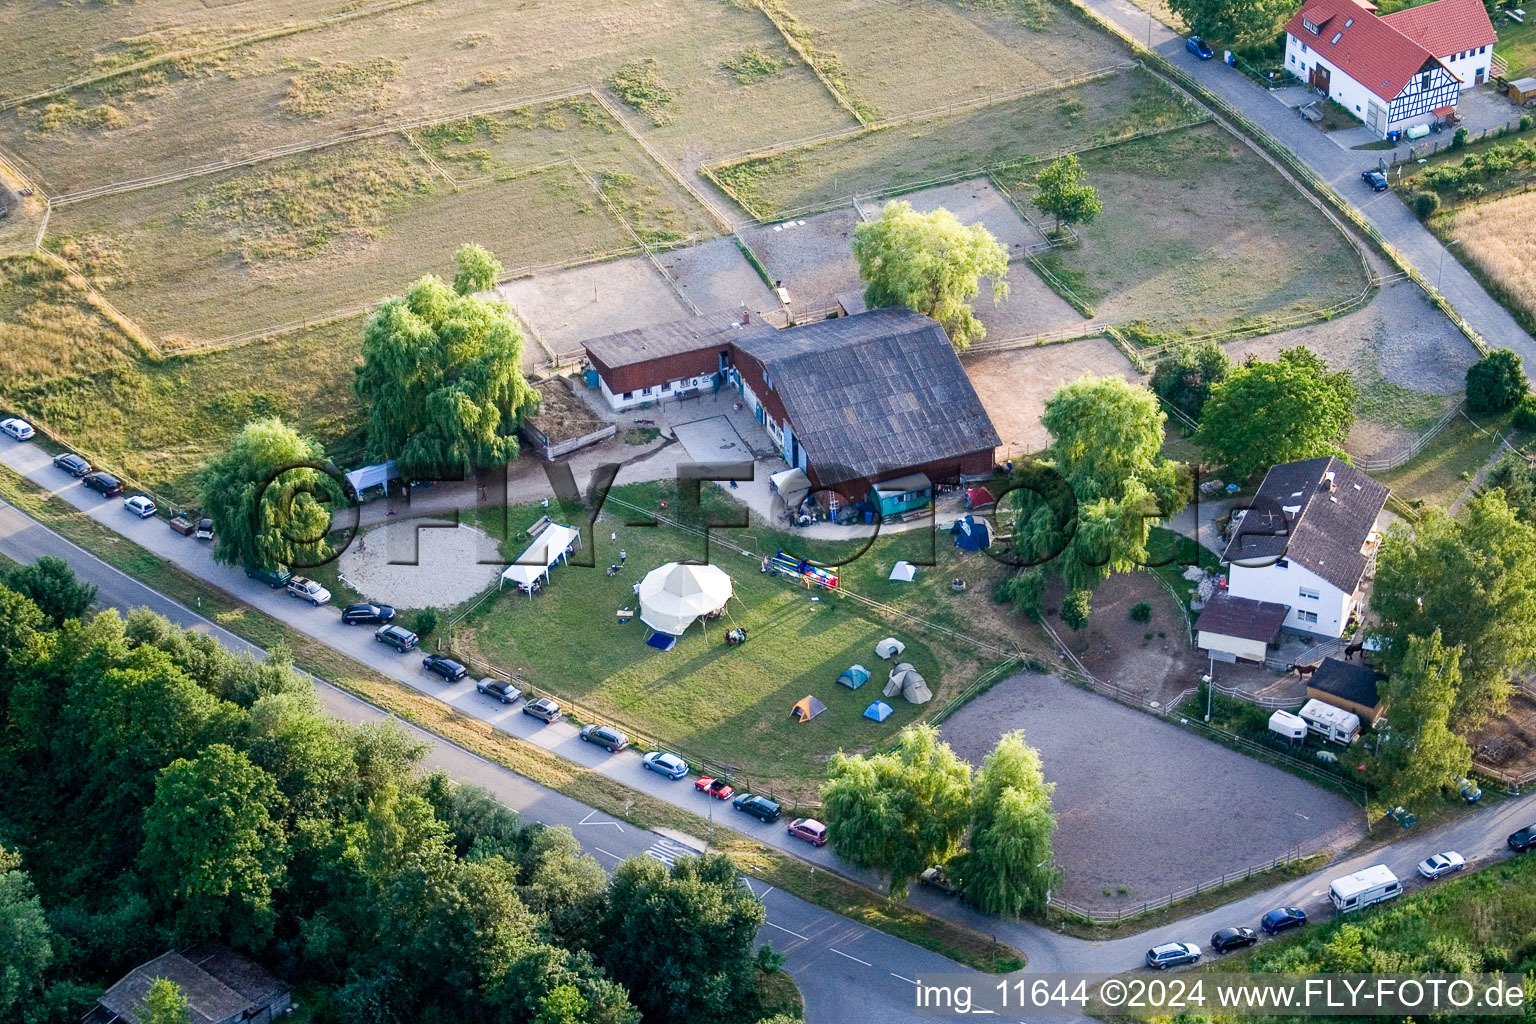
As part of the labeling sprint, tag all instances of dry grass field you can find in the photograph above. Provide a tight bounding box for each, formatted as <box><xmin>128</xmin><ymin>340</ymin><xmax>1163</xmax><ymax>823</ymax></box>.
<box><xmin>707</xmin><ymin>68</ymin><xmax>1196</xmax><ymax>218</ymax></box>
<box><xmin>1450</xmin><ymin>191</ymin><xmax>1536</xmax><ymax>323</ymax></box>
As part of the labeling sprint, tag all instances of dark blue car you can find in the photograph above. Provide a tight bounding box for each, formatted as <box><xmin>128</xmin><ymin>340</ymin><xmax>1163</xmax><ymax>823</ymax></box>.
<box><xmin>1186</xmin><ymin>36</ymin><xmax>1215</xmax><ymax>60</ymax></box>
<box><xmin>1261</xmin><ymin>907</ymin><xmax>1308</xmax><ymax>935</ymax></box>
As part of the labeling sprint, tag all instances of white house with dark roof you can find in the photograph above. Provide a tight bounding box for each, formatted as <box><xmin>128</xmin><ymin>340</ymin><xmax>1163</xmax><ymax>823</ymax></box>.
<box><xmin>1221</xmin><ymin>456</ymin><xmax>1389</xmax><ymax>640</ymax></box>
<box><xmin>1284</xmin><ymin>0</ymin><xmax>1495</xmax><ymax>137</ymax></box>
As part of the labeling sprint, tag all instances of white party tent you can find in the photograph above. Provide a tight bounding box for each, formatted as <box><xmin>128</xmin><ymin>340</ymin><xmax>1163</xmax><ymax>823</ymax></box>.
<box><xmin>499</xmin><ymin>523</ymin><xmax>581</xmax><ymax>594</ymax></box>
<box><xmin>638</xmin><ymin>561</ymin><xmax>733</xmax><ymax>635</ymax></box>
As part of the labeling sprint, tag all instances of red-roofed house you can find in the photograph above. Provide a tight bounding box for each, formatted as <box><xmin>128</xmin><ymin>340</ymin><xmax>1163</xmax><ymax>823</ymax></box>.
<box><xmin>1283</xmin><ymin>0</ymin><xmax>1495</xmax><ymax>137</ymax></box>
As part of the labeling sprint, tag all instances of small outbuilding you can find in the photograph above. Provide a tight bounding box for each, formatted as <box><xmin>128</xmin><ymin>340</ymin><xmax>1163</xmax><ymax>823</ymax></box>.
<box><xmin>1307</xmin><ymin>658</ymin><xmax>1386</xmax><ymax>725</ymax></box>
<box><xmin>84</xmin><ymin>943</ymin><xmax>291</xmax><ymax>1024</ymax></box>
<box><xmin>871</xmin><ymin>472</ymin><xmax>933</xmax><ymax>519</ymax></box>
<box><xmin>1508</xmin><ymin>77</ymin><xmax>1536</xmax><ymax>104</ymax></box>
<box><xmin>837</xmin><ymin>664</ymin><xmax>871</xmax><ymax>689</ymax></box>
<box><xmin>791</xmin><ymin>695</ymin><xmax>828</xmax><ymax>722</ymax></box>
<box><xmin>864</xmin><ymin>700</ymin><xmax>894</xmax><ymax>722</ymax></box>
<box><xmin>1195</xmin><ymin>592</ymin><xmax>1289</xmax><ymax>663</ymax></box>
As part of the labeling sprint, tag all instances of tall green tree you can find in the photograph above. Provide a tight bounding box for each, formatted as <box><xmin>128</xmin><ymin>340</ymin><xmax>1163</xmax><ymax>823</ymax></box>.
<box><xmin>139</xmin><ymin>744</ymin><xmax>288</xmax><ymax>945</ymax></box>
<box><xmin>1</xmin><ymin>556</ymin><xmax>96</xmax><ymax>626</ymax></box>
<box><xmin>1167</xmin><ymin>0</ymin><xmax>1291</xmax><ymax>42</ymax></box>
<box><xmin>196</xmin><ymin>417</ymin><xmax>341</xmax><ymax>571</ymax></box>
<box><xmin>354</xmin><ymin>271</ymin><xmax>538</xmax><ymax>480</ymax></box>
<box><xmin>1150</xmin><ymin>341</ymin><xmax>1232</xmax><ymax>421</ymax></box>
<box><xmin>1194</xmin><ymin>347</ymin><xmax>1355</xmax><ymax>482</ymax></box>
<box><xmin>595</xmin><ymin>854</ymin><xmax>765</xmax><ymax>1024</ymax></box>
<box><xmin>0</xmin><ymin>845</ymin><xmax>53</xmax><ymax>1020</ymax></box>
<box><xmin>453</xmin><ymin>243</ymin><xmax>504</xmax><ymax>296</ymax></box>
<box><xmin>820</xmin><ymin>725</ymin><xmax>973</xmax><ymax>897</ymax></box>
<box><xmin>1029</xmin><ymin>155</ymin><xmax>1103</xmax><ymax>235</ymax></box>
<box><xmin>1372</xmin><ymin>631</ymin><xmax>1472</xmax><ymax>806</ymax></box>
<box><xmin>953</xmin><ymin>731</ymin><xmax>1057</xmax><ymax>917</ymax></box>
<box><xmin>1371</xmin><ymin>490</ymin><xmax>1536</xmax><ymax>728</ymax></box>
<box><xmin>1015</xmin><ymin>376</ymin><xmax>1185</xmax><ymax>602</ymax></box>
<box><xmin>851</xmin><ymin>201</ymin><xmax>1009</xmax><ymax>350</ymax></box>
<box><xmin>136</xmin><ymin>978</ymin><xmax>191</xmax><ymax>1024</ymax></box>
<box><xmin>1465</xmin><ymin>347</ymin><xmax>1527</xmax><ymax>414</ymax></box>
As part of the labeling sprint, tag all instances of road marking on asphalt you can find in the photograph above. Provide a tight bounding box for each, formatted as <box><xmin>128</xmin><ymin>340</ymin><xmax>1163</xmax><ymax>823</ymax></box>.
<box><xmin>830</xmin><ymin>948</ymin><xmax>873</xmax><ymax>966</ymax></box>
<box><xmin>891</xmin><ymin>974</ymin><xmax>917</xmax><ymax>985</ymax></box>
<box><xmin>578</xmin><ymin>810</ymin><xmax>625</xmax><ymax>832</ymax></box>
<box><xmin>593</xmin><ymin>847</ymin><xmax>621</xmax><ymax>860</ymax></box>
<box><xmin>646</xmin><ymin>838</ymin><xmax>692</xmax><ymax>866</ymax></box>
<box><xmin>763</xmin><ymin>921</ymin><xmax>809</xmax><ymax>941</ymax></box>
<box><xmin>757</xmin><ymin>885</ymin><xmax>775</xmax><ymax>901</ymax></box>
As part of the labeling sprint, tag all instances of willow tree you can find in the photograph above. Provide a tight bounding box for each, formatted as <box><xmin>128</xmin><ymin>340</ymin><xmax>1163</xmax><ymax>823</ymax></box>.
<box><xmin>354</xmin><ymin>250</ymin><xmax>537</xmax><ymax>481</ymax></box>
<box><xmin>851</xmin><ymin>201</ymin><xmax>1008</xmax><ymax>350</ymax></box>
<box><xmin>952</xmin><ymin>731</ymin><xmax>1057</xmax><ymax>917</ymax></box>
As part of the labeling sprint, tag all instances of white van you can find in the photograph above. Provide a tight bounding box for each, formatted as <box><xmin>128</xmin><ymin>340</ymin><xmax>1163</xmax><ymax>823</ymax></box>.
<box><xmin>1300</xmin><ymin>698</ymin><xmax>1361</xmax><ymax>745</ymax></box>
<box><xmin>1329</xmin><ymin>864</ymin><xmax>1402</xmax><ymax>913</ymax></box>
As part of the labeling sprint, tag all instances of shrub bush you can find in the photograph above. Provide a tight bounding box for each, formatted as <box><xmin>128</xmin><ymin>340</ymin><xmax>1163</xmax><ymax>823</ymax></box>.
<box><xmin>1412</xmin><ymin>191</ymin><xmax>1441</xmax><ymax>220</ymax></box>
<box><xmin>1466</xmin><ymin>348</ymin><xmax>1529</xmax><ymax>414</ymax></box>
<box><xmin>1452</xmin><ymin>125</ymin><xmax>1468</xmax><ymax>149</ymax></box>
<box><xmin>1061</xmin><ymin>589</ymin><xmax>1092</xmax><ymax>630</ymax></box>
<box><xmin>411</xmin><ymin>607</ymin><xmax>440</xmax><ymax>637</ymax></box>
<box><xmin>1514</xmin><ymin>394</ymin><xmax>1536</xmax><ymax>432</ymax></box>
<box><xmin>1130</xmin><ymin>600</ymin><xmax>1153</xmax><ymax>622</ymax></box>
<box><xmin>1522</xmin><ymin>114</ymin><xmax>1533</xmax><ymax>133</ymax></box>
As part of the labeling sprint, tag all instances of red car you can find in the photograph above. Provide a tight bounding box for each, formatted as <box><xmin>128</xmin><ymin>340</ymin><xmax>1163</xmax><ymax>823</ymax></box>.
<box><xmin>694</xmin><ymin>777</ymin><xmax>734</xmax><ymax>800</ymax></box>
<box><xmin>787</xmin><ymin>818</ymin><xmax>827</xmax><ymax>847</ymax></box>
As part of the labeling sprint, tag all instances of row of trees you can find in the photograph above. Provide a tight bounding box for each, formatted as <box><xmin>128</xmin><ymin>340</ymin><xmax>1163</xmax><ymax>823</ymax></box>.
<box><xmin>0</xmin><ymin>564</ymin><xmax>790</xmax><ymax>1024</ymax></box>
<box><xmin>820</xmin><ymin>726</ymin><xmax>1057</xmax><ymax>917</ymax></box>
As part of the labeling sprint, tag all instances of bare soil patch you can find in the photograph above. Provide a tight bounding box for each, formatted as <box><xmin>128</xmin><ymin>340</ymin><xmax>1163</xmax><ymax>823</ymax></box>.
<box><xmin>962</xmin><ymin>336</ymin><xmax>1140</xmax><ymax>455</ymax></box>
<box><xmin>1044</xmin><ymin>571</ymin><xmax>1204</xmax><ymax>706</ymax></box>
<box><xmin>738</xmin><ymin>208</ymin><xmax>863</xmax><ymax>309</ymax></box>
<box><xmin>1471</xmin><ymin>688</ymin><xmax>1536</xmax><ymax>779</ymax></box>
<box><xmin>527</xmin><ymin>377</ymin><xmax>607</xmax><ymax>444</ymax></box>
<box><xmin>341</xmin><ymin>519</ymin><xmax>505</xmax><ymax>609</ymax></box>
<box><xmin>656</xmin><ymin>236</ymin><xmax>773</xmax><ymax>315</ymax></box>
<box><xmin>500</xmin><ymin>254</ymin><xmax>690</xmax><ymax>358</ymax></box>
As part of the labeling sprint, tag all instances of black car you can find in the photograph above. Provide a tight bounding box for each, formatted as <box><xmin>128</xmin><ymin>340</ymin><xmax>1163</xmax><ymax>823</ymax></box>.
<box><xmin>523</xmin><ymin>697</ymin><xmax>562</xmax><ymax>723</ymax></box>
<box><xmin>732</xmin><ymin>793</ymin><xmax>782</xmax><ymax>823</ymax></box>
<box><xmin>422</xmin><ymin>654</ymin><xmax>468</xmax><ymax>681</ymax></box>
<box><xmin>244</xmin><ymin>565</ymin><xmax>293</xmax><ymax>588</ymax></box>
<box><xmin>53</xmin><ymin>452</ymin><xmax>91</xmax><ymax>476</ymax></box>
<box><xmin>1362</xmin><ymin>168</ymin><xmax>1389</xmax><ymax>192</ymax></box>
<box><xmin>1510</xmin><ymin>825</ymin><xmax>1536</xmax><ymax>852</ymax></box>
<box><xmin>374</xmin><ymin>625</ymin><xmax>419</xmax><ymax>652</ymax></box>
<box><xmin>476</xmin><ymin>677</ymin><xmax>522</xmax><ymax>704</ymax></box>
<box><xmin>1261</xmin><ymin>907</ymin><xmax>1308</xmax><ymax>935</ymax></box>
<box><xmin>81</xmin><ymin>471</ymin><xmax>123</xmax><ymax>497</ymax></box>
<box><xmin>579</xmin><ymin>724</ymin><xmax>629</xmax><ymax>752</ymax></box>
<box><xmin>1211</xmin><ymin>927</ymin><xmax>1258</xmax><ymax>953</ymax></box>
<box><xmin>342</xmin><ymin>602</ymin><xmax>396</xmax><ymax>625</ymax></box>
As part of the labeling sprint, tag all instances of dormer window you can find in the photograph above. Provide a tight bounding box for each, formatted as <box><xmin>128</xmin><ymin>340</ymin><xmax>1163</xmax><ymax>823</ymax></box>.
<box><xmin>1303</xmin><ymin>16</ymin><xmax>1319</xmax><ymax>32</ymax></box>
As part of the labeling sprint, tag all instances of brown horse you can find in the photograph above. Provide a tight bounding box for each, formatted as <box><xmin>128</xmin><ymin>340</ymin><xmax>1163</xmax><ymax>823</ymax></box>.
<box><xmin>1293</xmin><ymin>663</ymin><xmax>1319</xmax><ymax>678</ymax></box>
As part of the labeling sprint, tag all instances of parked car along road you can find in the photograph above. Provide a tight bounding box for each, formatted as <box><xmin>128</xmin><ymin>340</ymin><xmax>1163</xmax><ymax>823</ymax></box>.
<box><xmin>81</xmin><ymin>471</ymin><xmax>122</xmax><ymax>497</ymax></box>
<box><xmin>52</xmin><ymin>453</ymin><xmax>91</xmax><ymax>477</ymax></box>
<box><xmin>1186</xmin><ymin>35</ymin><xmax>1214</xmax><ymax>59</ymax></box>
<box><xmin>1509</xmin><ymin>825</ymin><xmax>1536</xmax><ymax>852</ymax></box>
<box><xmin>694</xmin><ymin>777</ymin><xmax>733</xmax><ymax>800</ymax></box>
<box><xmin>920</xmin><ymin>865</ymin><xmax>958</xmax><ymax>897</ymax></box>
<box><xmin>124</xmin><ymin>496</ymin><xmax>158</xmax><ymax>519</ymax></box>
<box><xmin>579</xmin><ymin>724</ymin><xmax>629</xmax><ymax>752</ymax></box>
<box><xmin>1416</xmin><ymin>851</ymin><xmax>1465</xmax><ymax>879</ymax></box>
<box><xmin>422</xmin><ymin>654</ymin><xmax>467</xmax><ymax>682</ymax></box>
<box><xmin>786</xmin><ymin>818</ymin><xmax>827</xmax><ymax>847</ymax></box>
<box><xmin>1260</xmin><ymin>907</ymin><xmax>1308</xmax><ymax>935</ymax></box>
<box><xmin>1</xmin><ymin>417</ymin><xmax>34</xmax><ymax>441</ymax></box>
<box><xmin>1210</xmin><ymin>927</ymin><xmax>1258</xmax><ymax>954</ymax></box>
<box><xmin>522</xmin><ymin>696</ymin><xmax>562</xmax><ymax>723</ymax></box>
<box><xmin>341</xmin><ymin>602</ymin><xmax>396</xmax><ymax>625</ymax></box>
<box><xmin>733</xmin><ymin>793</ymin><xmax>781</xmax><ymax>823</ymax></box>
<box><xmin>1362</xmin><ymin>168</ymin><xmax>1389</xmax><ymax>191</ymax></box>
<box><xmin>245</xmin><ymin>565</ymin><xmax>293</xmax><ymax>588</ymax></box>
<box><xmin>194</xmin><ymin>517</ymin><xmax>215</xmax><ymax>541</ymax></box>
<box><xmin>373</xmin><ymin>625</ymin><xmax>419</xmax><ymax>652</ymax></box>
<box><xmin>1146</xmin><ymin>942</ymin><xmax>1201</xmax><ymax>970</ymax></box>
<box><xmin>642</xmin><ymin>751</ymin><xmax>689</xmax><ymax>779</ymax></box>
<box><xmin>285</xmin><ymin>576</ymin><xmax>330</xmax><ymax>606</ymax></box>
<box><xmin>476</xmin><ymin>677</ymin><xmax>522</xmax><ymax>704</ymax></box>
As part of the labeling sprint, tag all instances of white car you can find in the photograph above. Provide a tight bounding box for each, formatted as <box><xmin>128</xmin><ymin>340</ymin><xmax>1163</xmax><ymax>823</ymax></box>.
<box><xmin>1416</xmin><ymin>851</ymin><xmax>1465</xmax><ymax>879</ymax></box>
<box><xmin>0</xmin><ymin>417</ymin><xmax>34</xmax><ymax>441</ymax></box>
<box><xmin>124</xmin><ymin>495</ymin><xmax>158</xmax><ymax>518</ymax></box>
<box><xmin>285</xmin><ymin>576</ymin><xmax>331</xmax><ymax>606</ymax></box>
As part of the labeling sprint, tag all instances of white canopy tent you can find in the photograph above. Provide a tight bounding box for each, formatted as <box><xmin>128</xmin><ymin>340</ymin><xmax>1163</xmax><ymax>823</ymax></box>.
<box><xmin>499</xmin><ymin>523</ymin><xmax>581</xmax><ymax>594</ymax></box>
<box><xmin>345</xmin><ymin>460</ymin><xmax>398</xmax><ymax>496</ymax></box>
<box><xmin>770</xmin><ymin>466</ymin><xmax>812</xmax><ymax>510</ymax></box>
<box><xmin>638</xmin><ymin>562</ymin><xmax>733</xmax><ymax>635</ymax></box>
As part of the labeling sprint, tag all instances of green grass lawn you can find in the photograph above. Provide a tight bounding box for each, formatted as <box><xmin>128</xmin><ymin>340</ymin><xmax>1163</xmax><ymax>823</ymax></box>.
<box><xmin>456</xmin><ymin>484</ymin><xmax>1016</xmax><ymax>796</ymax></box>
<box><xmin>1376</xmin><ymin>408</ymin><xmax>1516</xmax><ymax>510</ymax></box>
<box><xmin>1496</xmin><ymin>15</ymin><xmax>1536</xmax><ymax>78</ymax></box>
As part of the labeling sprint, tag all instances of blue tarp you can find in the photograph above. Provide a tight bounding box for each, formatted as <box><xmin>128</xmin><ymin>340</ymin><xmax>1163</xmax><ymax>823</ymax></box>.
<box><xmin>837</xmin><ymin>664</ymin><xmax>871</xmax><ymax>689</ymax></box>
<box><xmin>864</xmin><ymin>701</ymin><xmax>893</xmax><ymax>722</ymax></box>
<box><xmin>952</xmin><ymin>515</ymin><xmax>993</xmax><ymax>551</ymax></box>
<box><xmin>646</xmin><ymin>632</ymin><xmax>678</xmax><ymax>652</ymax></box>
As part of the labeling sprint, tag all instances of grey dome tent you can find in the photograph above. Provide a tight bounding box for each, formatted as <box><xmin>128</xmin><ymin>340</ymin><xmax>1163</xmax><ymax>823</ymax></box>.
<box><xmin>875</xmin><ymin>637</ymin><xmax>905</xmax><ymax>660</ymax></box>
<box><xmin>883</xmin><ymin>662</ymin><xmax>932</xmax><ymax>705</ymax></box>
<box><xmin>837</xmin><ymin>664</ymin><xmax>871</xmax><ymax>689</ymax></box>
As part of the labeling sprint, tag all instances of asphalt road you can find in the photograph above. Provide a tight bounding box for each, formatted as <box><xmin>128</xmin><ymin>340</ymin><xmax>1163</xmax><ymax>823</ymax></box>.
<box><xmin>6</xmin><ymin>435</ymin><xmax>1536</xmax><ymax>993</ymax></box>
<box><xmin>0</xmin><ymin>489</ymin><xmax>969</xmax><ymax>1024</ymax></box>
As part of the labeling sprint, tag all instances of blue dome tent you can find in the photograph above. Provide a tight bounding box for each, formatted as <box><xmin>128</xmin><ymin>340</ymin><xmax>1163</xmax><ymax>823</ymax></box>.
<box><xmin>863</xmin><ymin>701</ymin><xmax>894</xmax><ymax>722</ymax></box>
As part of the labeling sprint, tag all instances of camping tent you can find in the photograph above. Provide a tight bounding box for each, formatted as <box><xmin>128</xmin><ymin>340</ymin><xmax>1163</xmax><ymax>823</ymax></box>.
<box><xmin>952</xmin><ymin>516</ymin><xmax>993</xmax><ymax>552</ymax></box>
<box><xmin>884</xmin><ymin>662</ymin><xmax>932</xmax><ymax>705</ymax></box>
<box><xmin>965</xmin><ymin>486</ymin><xmax>995</xmax><ymax>510</ymax></box>
<box><xmin>864</xmin><ymin>701</ymin><xmax>893</xmax><ymax>722</ymax></box>
<box><xmin>770</xmin><ymin>466</ymin><xmax>812</xmax><ymax>511</ymax></box>
<box><xmin>790</xmin><ymin>695</ymin><xmax>827</xmax><ymax>723</ymax></box>
<box><xmin>889</xmin><ymin>561</ymin><xmax>917</xmax><ymax>582</ymax></box>
<box><xmin>638</xmin><ymin>562</ymin><xmax>733</xmax><ymax>635</ymax></box>
<box><xmin>345</xmin><ymin>460</ymin><xmax>398</xmax><ymax>497</ymax></box>
<box><xmin>837</xmin><ymin>664</ymin><xmax>871</xmax><ymax>689</ymax></box>
<box><xmin>500</xmin><ymin>523</ymin><xmax>582</xmax><ymax>593</ymax></box>
<box><xmin>875</xmin><ymin>637</ymin><xmax>905</xmax><ymax>660</ymax></box>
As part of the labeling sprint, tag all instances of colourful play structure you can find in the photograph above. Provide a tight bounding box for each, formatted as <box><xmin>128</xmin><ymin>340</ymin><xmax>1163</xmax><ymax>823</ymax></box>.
<box><xmin>764</xmin><ymin>548</ymin><xmax>839</xmax><ymax>590</ymax></box>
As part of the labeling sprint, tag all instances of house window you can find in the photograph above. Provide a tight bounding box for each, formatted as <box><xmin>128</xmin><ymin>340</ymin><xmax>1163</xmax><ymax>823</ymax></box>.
<box><xmin>1330</xmin><ymin>31</ymin><xmax>1342</xmax><ymax>44</ymax></box>
<box><xmin>1299</xmin><ymin>587</ymin><xmax>1320</xmax><ymax>600</ymax></box>
<box><xmin>1290</xmin><ymin>54</ymin><xmax>1296</xmax><ymax>63</ymax></box>
<box><xmin>1276</xmin><ymin>558</ymin><xmax>1290</xmax><ymax>569</ymax></box>
<box><xmin>622</xmin><ymin>391</ymin><xmax>634</xmax><ymax>401</ymax></box>
<box><xmin>1297</xmin><ymin>610</ymin><xmax>1319</xmax><ymax>624</ymax></box>
<box><xmin>1420</xmin><ymin>71</ymin><xmax>1432</xmax><ymax>91</ymax></box>
<box><xmin>1302</xmin><ymin>17</ymin><xmax>1317</xmax><ymax>32</ymax></box>
<box><xmin>1344</xmin><ymin>16</ymin><xmax>1354</xmax><ymax>26</ymax></box>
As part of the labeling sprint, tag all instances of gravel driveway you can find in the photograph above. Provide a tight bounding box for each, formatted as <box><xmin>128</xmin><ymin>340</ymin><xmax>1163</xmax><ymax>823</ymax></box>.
<box><xmin>940</xmin><ymin>672</ymin><xmax>1366</xmax><ymax>910</ymax></box>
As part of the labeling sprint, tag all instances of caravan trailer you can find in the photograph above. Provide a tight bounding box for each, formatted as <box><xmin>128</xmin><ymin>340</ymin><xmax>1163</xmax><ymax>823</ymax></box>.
<box><xmin>1299</xmin><ymin>698</ymin><xmax>1361</xmax><ymax>745</ymax></box>
<box><xmin>1329</xmin><ymin>864</ymin><xmax>1402</xmax><ymax>913</ymax></box>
